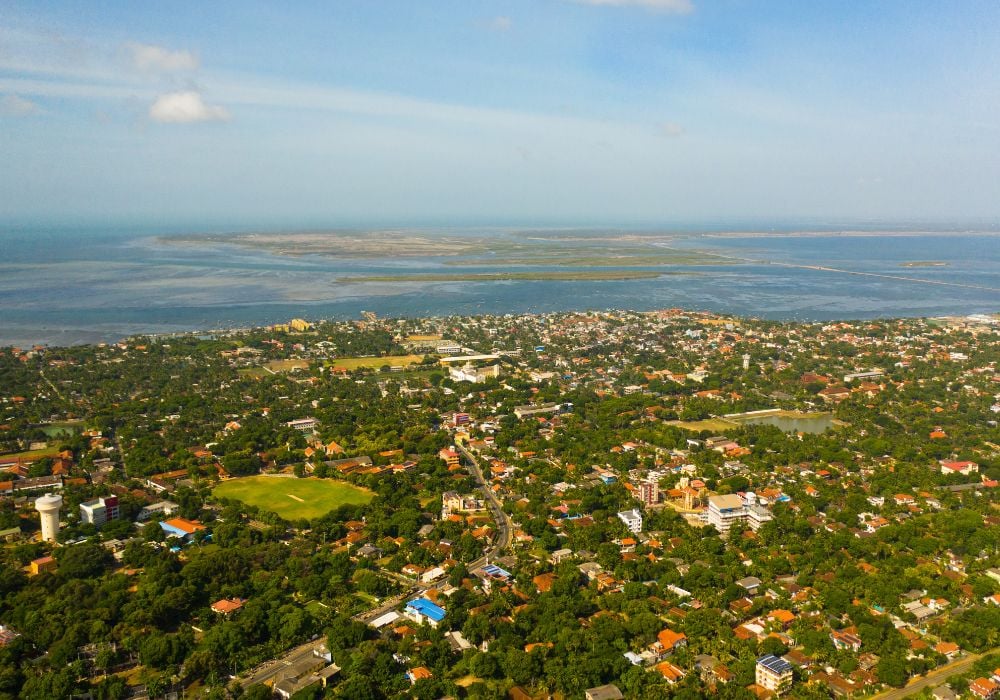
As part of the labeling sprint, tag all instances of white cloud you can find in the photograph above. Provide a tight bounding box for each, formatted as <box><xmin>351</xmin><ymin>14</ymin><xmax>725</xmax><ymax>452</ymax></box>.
<box><xmin>149</xmin><ymin>91</ymin><xmax>229</xmax><ymax>123</ymax></box>
<box><xmin>0</xmin><ymin>93</ymin><xmax>42</xmax><ymax>116</ymax></box>
<box><xmin>127</xmin><ymin>42</ymin><xmax>199</xmax><ymax>72</ymax></box>
<box><xmin>660</xmin><ymin>121</ymin><xmax>684</xmax><ymax>137</ymax></box>
<box><xmin>571</xmin><ymin>0</ymin><xmax>693</xmax><ymax>13</ymax></box>
<box><xmin>489</xmin><ymin>16</ymin><xmax>513</xmax><ymax>31</ymax></box>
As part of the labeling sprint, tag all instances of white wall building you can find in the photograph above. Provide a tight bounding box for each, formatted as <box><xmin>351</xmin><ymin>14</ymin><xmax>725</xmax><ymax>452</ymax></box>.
<box><xmin>449</xmin><ymin>363</ymin><xmax>500</xmax><ymax>383</ymax></box>
<box><xmin>707</xmin><ymin>494</ymin><xmax>747</xmax><ymax>534</ymax></box>
<box><xmin>80</xmin><ymin>496</ymin><xmax>120</xmax><ymax>527</ymax></box>
<box><xmin>137</xmin><ymin>500</ymin><xmax>180</xmax><ymax>522</ymax></box>
<box><xmin>617</xmin><ymin>509</ymin><xmax>643</xmax><ymax>534</ymax></box>
<box><xmin>756</xmin><ymin>655</ymin><xmax>793</xmax><ymax>695</ymax></box>
<box><xmin>35</xmin><ymin>493</ymin><xmax>62</xmax><ymax>542</ymax></box>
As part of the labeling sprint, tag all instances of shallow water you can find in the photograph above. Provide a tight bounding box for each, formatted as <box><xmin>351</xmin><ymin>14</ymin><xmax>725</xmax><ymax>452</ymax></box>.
<box><xmin>1</xmin><ymin>226</ymin><xmax>998</xmax><ymax>346</ymax></box>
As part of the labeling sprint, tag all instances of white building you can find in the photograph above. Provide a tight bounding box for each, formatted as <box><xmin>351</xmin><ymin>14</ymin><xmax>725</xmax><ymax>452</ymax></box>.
<box><xmin>617</xmin><ymin>509</ymin><xmax>643</xmax><ymax>534</ymax></box>
<box><xmin>35</xmin><ymin>493</ymin><xmax>62</xmax><ymax>542</ymax></box>
<box><xmin>286</xmin><ymin>417</ymin><xmax>319</xmax><ymax>433</ymax></box>
<box><xmin>421</xmin><ymin>566</ymin><xmax>446</xmax><ymax>584</ymax></box>
<box><xmin>137</xmin><ymin>500</ymin><xmax>180</xmax><ymax>522</ymax></box>
<box><xmin>79</xmin><ymin>496</ymin><xmax>120</xmax><ymax>527</ymax></box>
<box><xmin>449</xmin><ymin>363</ymin><xmax>500</xmax><ymax>384</ymax></box>
<box><xmin>707</xmin><ymin>494</ymin><xmax>747</xmax><ymax>534</ymax></box>
<box><xmin>368</xmin><ymin>611</ymin><xmax>401</xmax><ymax>629</ymax></box>
<box><xmin>756</xmin><ymin>655</ymin><xmax>793</xmax><ymax>695</ymax></box>
<box><xmin>441</xmin><ymin>491</ymin><xmax>485</xmax><ymax>519</ymax></box>
<box><xmin>708</xmin><ymin>494</ymin><xmax>774</xmax><ymax>533</ymax></box>
<box><xmin>843</xmin><ymin>370</ymin><xmax>884</xmax><ymax>383</ymax></box>
<box><xmin>746</xmin><ymin>504</ymin><xmax>773</xmax><ymax>531</ymax></box>
<box><xmin>939</xmin><ymin>460</ymin><xmax>979</xmax><ymax>476</ymax></box>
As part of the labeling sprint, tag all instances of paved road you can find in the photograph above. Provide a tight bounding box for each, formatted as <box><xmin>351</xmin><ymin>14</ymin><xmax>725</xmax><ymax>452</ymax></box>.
<box><xmin>872</xmin><ymin>648</ymin><xmax>999</xmax><ymax>699</ymax></box>
<box><xmin>457</xmin><ymin>442</ymin><xmax>513</xmax><ymax>557</ymax></box>
<box><xmin>248</xmin><ymin>442</ymin><xmax>515</xmax><ymax>685</ymax></box>
<box><xmin>240</xmin><ymin>638</ymin><xmax>327</xmax><ymax>689</ymax></box>
<box><xmin>38</xmin><ymin>369</ymin><xmax>67</xmax><ymax>403</ymax></box>
<box><xmin>353</xmin><ymin>589</ymin><xmax>415</xmax><ymax>624</ymax></box>
<box><xmin>352</xmin><ymin>443</ymin><xmax>511</xmax><ymax>624</ymax></box>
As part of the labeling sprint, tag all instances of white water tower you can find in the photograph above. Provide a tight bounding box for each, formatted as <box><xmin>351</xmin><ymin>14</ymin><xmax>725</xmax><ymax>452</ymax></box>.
<box><xmin>35</xmin><ymin>493</ymin><xmax>62</xmax><ymax>542</ymax></box>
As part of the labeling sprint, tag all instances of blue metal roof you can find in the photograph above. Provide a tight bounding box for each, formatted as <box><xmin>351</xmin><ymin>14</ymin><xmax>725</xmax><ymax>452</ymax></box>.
<box><xmin>406</xmin><ymin>597</ymin><xmax>446</xmax><ymax>622</ymax></box>
<box><xmin>159</xmin><ymin>521</ymin><xmax>193</xmax><ymax>538</ymax></box>
<box><xmin>482</xmin><ymin>564</ymin><xmax>511</xmax><ymax>578</ymax></box>
<box><xmin>757</xmin><ymin>654</ymin><xmax>793</xmax><ymax>674</ymax></box>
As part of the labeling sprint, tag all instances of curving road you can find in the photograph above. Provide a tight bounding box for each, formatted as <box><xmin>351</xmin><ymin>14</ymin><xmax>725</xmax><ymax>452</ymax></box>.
<box><xmin>456</xmin><ymin>442</ymin><xmax>512</xmax><ymax>558</ymax></box>
<box><xmin>251</xmin><ymin>443</ymin><xmax>515</xmax><ymax>687</ymax></box>
<box><xmin>872</xmin><ymin>648</ymin><xmax>1000</xmax><ymax>699</ymax></box>
<box><xmin>352</xmin><ymin>443</ymin><xmax>511</xmax><ymax>625</ymax></box>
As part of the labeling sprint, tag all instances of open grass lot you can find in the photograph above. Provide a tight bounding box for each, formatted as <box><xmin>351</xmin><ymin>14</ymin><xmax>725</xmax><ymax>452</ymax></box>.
<box><xmin>213</xmin><ymin>476</ymin><xmax>373</xmax><ymax>520</ymax></box>
<box><xmin>406</xmin><ymin>334</ymin><xmax>441</xmax><ymax>342</ymax></box>
<box><xmin>265</xmin><ymin>359</ymin><xmax>311</xmax><ymax>373</ymax></box>
<box><xmin>328</xmin><ymin>354</ymin><xmax>424</xmax><ymax>370</ymax></box>
<box><xmin>0</xmin><ymin>447</ymin><xmax>61</xmax><ymax>462</ymax></box>
<box><xmin>665</xmin><ymin>418</ymin><xmax>739</xmax><ymax>432</ymax></box>
<box><xmin>237</xmin><ymin>368</ymin><xmax>268</xmax><ymax>379</ymax></box>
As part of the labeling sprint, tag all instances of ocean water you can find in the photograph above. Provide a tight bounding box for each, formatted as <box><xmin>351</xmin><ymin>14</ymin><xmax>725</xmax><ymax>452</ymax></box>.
<box><xmin>0</xmin><ymin>225</ymin><xmax>998</xmax><ymax>346</ymax></box>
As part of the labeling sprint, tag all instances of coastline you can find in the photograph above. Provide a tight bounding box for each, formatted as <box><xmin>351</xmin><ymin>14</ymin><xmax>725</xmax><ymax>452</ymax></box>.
<box><xmin>3</xmin><ymin>227</ymin><xmax>999</xmax><ymax>348</ymax></box>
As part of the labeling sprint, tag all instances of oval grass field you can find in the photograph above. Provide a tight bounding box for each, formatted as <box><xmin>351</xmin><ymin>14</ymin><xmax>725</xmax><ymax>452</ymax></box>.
<box><xmin>213</xmin><ymin>475</ymin><xmax>374</xmax><ymax>521</ymax></box>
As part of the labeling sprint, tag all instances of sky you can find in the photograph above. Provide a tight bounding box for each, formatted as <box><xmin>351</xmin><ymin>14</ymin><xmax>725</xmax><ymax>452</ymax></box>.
<box><xmin>1</xmin><ymin>1</ymin><xmax>999</xmax><ymax>228</ymax></box>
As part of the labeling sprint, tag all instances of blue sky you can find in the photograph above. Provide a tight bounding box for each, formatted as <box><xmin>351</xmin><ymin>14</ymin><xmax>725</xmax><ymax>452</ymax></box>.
<box><xmin>2</xmin><ymin>1</ymin><xmax>999</xmax><ymax>227</ymax></box>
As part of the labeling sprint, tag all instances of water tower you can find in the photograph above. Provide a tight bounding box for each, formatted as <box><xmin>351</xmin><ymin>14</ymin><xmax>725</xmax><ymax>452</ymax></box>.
<box><xmin>35</xmin><ymin>493</ymin><xmax>62</xmax><ymax>542</ymax></box>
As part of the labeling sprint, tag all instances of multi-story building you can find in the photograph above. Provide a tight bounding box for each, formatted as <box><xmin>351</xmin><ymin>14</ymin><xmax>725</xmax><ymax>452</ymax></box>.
<box><xmin>707</xmin><ymin>494</ymin><xmax>774</xmax><ymax>533</ymax></box>
<box><xmin>969</xmin><ymin>677</ymin><xmax>998</xmax><ymax>699</ymax></box>
<box><xmin>617</xmin><ymin>509</ymin><xmax>643</xmax><ymax>534</ymax></box>
<box><xmin>286</xmin><ymin>417</ymin><xmax>319</xmax><ymax>434</ymax></box>
<box><xmin>707</xmin><ymin>494</ymin><xmax>747</xmax><ymax>534</ymax></box>
<box><xmin>746</xmin><ymin>503</ymin><xmax>773</xmax><ymax>531</ymax></box>
<box><xmin>79</xmin><ymin>495</ymin><xmax>120</xmax><ymax>527</ymax></box>
<box><xmin>438</xmin><ymin>448</ymin><xmax>460</xmax><ymax>469</ymax></box>
<box><xmin>441</xmin><ymin>491</ymin><xmax>485</xmax><ymax>519</ymax></box>
<box><xmin>137</xmin><ymin>500</ymin><xmax>179</xmax><ymax>522</ymax></box>
<box><xmin>939</xmin><ymin>460</ymin><xmax>979</xmax><ymax>476</ymax></box>
<box><xmin>405</xmin><ymin>598</ymin><xmax>447</xmax><ymax>628</ymax></box>
<box><xmin>756</xmin><ymin>655</ymin><xmax>793</xmax><ymax>695</ymax></box>
<box><xmin>449</xmin><ymin>363</ymin><xmax>500</xmax><ymax>383</ymax></box>
<box><xmin>638</xmin><ymin>480</ymin><xmax>659</xmax><ymax>506</ymax></box>
<box><xmin>513</xmin><ymin>403</ymin><xmax>560</xmax><ymax>419</ymax></box>
<box><xmin>28</xmin><ymin>555</ymin><xmax>57</xmax><ymax>576</ymax></box>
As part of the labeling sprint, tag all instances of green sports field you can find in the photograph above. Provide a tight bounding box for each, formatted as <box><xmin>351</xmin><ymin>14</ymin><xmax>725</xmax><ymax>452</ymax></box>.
<box><xmin>327</xmin><ymin>354</ymin><xmax>424</xmax><ymax>370</ymax></box>
<box><xmin>213</xmin><ymin>476</ymin><xmax>373</xmax><ymax>520</ymax></box>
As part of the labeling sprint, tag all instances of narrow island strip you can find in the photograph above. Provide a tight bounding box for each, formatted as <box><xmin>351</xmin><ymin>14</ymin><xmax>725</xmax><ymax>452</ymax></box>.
<box><xmin>338</xmin><ymin>270</ymin><xmax>667</xmax><ymax>283</ymax></box>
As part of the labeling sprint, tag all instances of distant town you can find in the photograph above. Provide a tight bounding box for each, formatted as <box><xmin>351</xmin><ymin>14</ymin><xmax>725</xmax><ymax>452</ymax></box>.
<box><xmin>1</xmin><ymin>309</ymin><xmax>998</xmax><ymax>700</ymax></box>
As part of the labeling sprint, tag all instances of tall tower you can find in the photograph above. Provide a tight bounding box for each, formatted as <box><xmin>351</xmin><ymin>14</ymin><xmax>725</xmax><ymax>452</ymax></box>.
<box><xmin>35</xmin><ymin>493</ymin><xmax>62</xmax><ymax>542</ymax></box>
<box><xmin>742</xmin><ymin>353</ymin><xmax>751</xmax><ymax>370</ymax></box>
